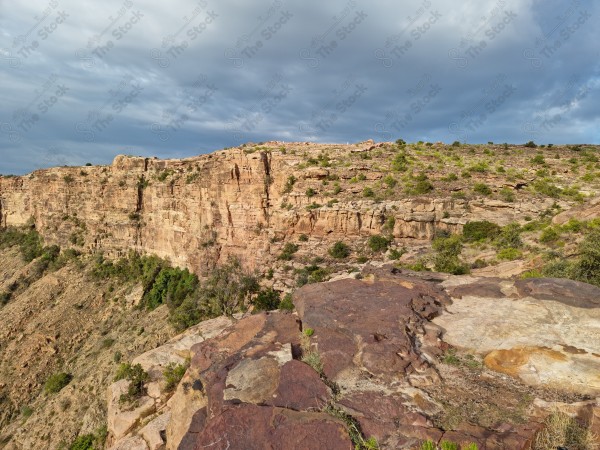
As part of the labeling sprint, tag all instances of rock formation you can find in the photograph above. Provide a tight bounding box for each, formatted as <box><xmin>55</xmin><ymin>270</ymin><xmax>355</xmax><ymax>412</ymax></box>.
<box><xmin>0</xmin><ymin>142</ymin><xmax>565</xmax><ymax>278</ymax></box>
<box><xmin>105</xmin><ymin>267</ymin><xmax>600</xmax><ymax>450</ymax></box>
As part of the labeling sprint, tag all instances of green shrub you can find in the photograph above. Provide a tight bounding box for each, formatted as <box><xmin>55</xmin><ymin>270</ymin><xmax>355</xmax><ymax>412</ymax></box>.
<box><xmin>406</xmin><ymin>173</ymin><xmax>434</xmax><ymax>194</ymax></box>
<box><xmin>442</xmin><ymin>173</ymin><xmax>458</xmax><ymax>182</ymax></box>
<box><xmin>278</xmin><ymin>243</ymin><xmax>299</xmax><ymax>261</ymax></box>
<box><xmin>306</xmin><ymin>188</ymin><xmax>316</xmax><ymax>198</ymax></box>
<box><xmin>497</xmin><ymin>247</ymin><xmax>523</xmax><ymax>261</ymax></box>
<box><xmin>67</xmin><ymin>426</ymin><xmax>107</xmax><ymax>450</ymax></box>
<box><xmin>383</xmin><ymin>216</ymin><xmax>396</xmax><ymax>234</ymax></box>
<box><xmin>541</xmin><ymin>259</ymin><xmax>571</xmax><ymax>279</ymax></box>
<box><xmin>298</xmin><ymin>234</ymin><xmax>309</xmax><ymax>242</ymax></box>
<box><xmin>473</xmin><ymin>183</ymin><xmax>492</xmax><ymax>196</ymax></box>
<box><xmin>142</xmin><ymin>266</ymin><xmax>198</xmax><ymax>310</ymax></box>
<box><xmin>420</xmin><ymin>441</ymin><xmax>436</xmax><ymax>450</ymax></box>
<box><xmin>440</xmin><ymin>441</ymin><xmax>459</xmax><ymax>450</ymax></box>
<box><xmin>382</xmin><ymin>175</ymin><xmax>397</xmax><ymax>188</ymax></box>
<box><xmin>0</xmin><ymin>227</ymin><xmax>48</xmax><ymax>263</ymax></box>
<box><xmin>163</xmin><ymin>362</ymin><xmax>188</xmax><ymax>391</ymax></box>
<box><xmin>392</xmin><ymin>152</ymin><xmax>409</xmax><ymax>171</ymax></box>
<box><xmin>282</xmin><ymin>175</ymin><xmax>296</xmax><ymax>194</ymax></box>
<box><xmin>499</xmin><ymin>187</ymin><xmax>515</xmax><ymax>202</ymax></box>
<box><xmin>114</xmin><ymin>363</ymin><xmax>148</xmax><ymax>402</ymax></box>
<box><xmin>157</xmin><ymin>171</ymin><xmax>171</xmax><ymax>182</ymax></box>
<box><xmin>329</xmin><ymin>241</ymin><xmax>351</xmax><ymax>259</ymax></box>
<box><xmin>539</xmin><ymin>227</ymin><xmax>561</xmax><ymax>244</ymax></box>
<box><xmin>169</xmin><ymin>258</ymin><xmax>259</xmax><ymax>330</ymax></box>
<box><xmin>303</xmin><ymin>327</ymin><xmax>314</xmax><ymax>337</ymax></box>
<box><xmin>68</xmin><ymin>434</ymin><xmax>95</xmax><ymax>450</ymax></box>
<box><xmin>252</xmin><ymin>288</ymin><xmax>281</xmax><ymax>311</ymax></box>
<box><xmin>406</xmin><ymin>259</ymin><xmax>429</xmax><ymax>272</ymax></box>
<box><xmin>432</xmin><ymin>235</ymin><xmax>469</xmax><ymax>274</ymax></box>
<box><xmin>44</xmin><ymin>372</ymin><xmax>72</xmax><ymax>394</ymax></box>
<box><xmin>462</xmin><ymin>221</ymin><xmax>501</xmax><ymax>242</ymax></box>
<box><xmin>363</xmin><ymin>187</ymin><xmax>375</xmax><ymax>198</ymax></box>
<box><xmin>468</xmin><ymin>161</ymin><xmax>488</xmax><ymax>173</ymax></box>
<box><xmin>570</xmin><ymin>228</ymin><xmax>600</xmax><ymax>286</ymax></box>
<box><xmin>114</xmin><ymin>363</ymin><xmax>132</xmax><ymax>381</ymax></box>
<box><xmin>388</xmin><ymin>248</ymin><xmax>405</xmax><ymax>260</ymax></box>
<box><xmin>532</xmin><ymin>179</ymin><xmax>561</xmax><ymax>198</ymax></box>
<box><xmin>368</xmin><ymin>235</ymin><xmax>391</xmax><ymax>252</ymax></box>
<box><xmin>532</xmin><ymin>153</ymin><xmax>545</xmax><ymax>164</ymax></box>
<box><xmin>524</xmin><ymin>140</ymin><xmax>537</xmax><ymax>148</ymax></box>
<box><xmin>495</xmin><ymin>223</ymin><xmax>523</xmax><ymax>249</ymax></box>
<box><xmin>295</xmin><ymin>265</ymin><xmax>329</xmax><ymax>286</ymax></box>
<box><xmin>279</xmin><ymin>293</ymin><xmax>294</xmax><ymax>311</ymax></box>
<box><xmin>21</xmin><ymin>406</ymin><xmax>34</xmax><ymax>418</ymax></box>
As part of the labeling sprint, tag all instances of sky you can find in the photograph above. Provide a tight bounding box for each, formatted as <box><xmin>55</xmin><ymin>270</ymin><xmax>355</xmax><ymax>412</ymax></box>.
<box><xmin>0</xmin><ymin>0</ymin><xmax>599</xmax><ymax>174</ymax></box>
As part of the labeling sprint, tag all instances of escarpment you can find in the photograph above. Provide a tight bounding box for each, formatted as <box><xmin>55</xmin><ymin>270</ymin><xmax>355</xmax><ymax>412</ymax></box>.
<box><xmin>0</xmin><ymin>141</ymin><xmax>574</xmax><ymax>276</ymax></box>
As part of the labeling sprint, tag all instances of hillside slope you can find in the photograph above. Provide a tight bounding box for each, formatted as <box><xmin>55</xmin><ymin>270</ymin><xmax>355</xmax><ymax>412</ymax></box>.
<box><xmin>0</xmin><ymin>247</ymin><xmax>175</xmax><ymax>450</ymax></box>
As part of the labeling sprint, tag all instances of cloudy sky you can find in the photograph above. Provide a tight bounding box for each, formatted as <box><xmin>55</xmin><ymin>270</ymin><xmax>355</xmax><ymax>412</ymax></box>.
<box><xmin>0</xmin><ymin>0</ymin><xmax>598</xmax><ymax>174</ymax></box>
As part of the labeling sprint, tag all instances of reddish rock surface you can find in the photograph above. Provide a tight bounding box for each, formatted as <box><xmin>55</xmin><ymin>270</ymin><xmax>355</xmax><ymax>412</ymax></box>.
<box><xmin>175</xmin><ymin>268</ymin><xmax>599</xmax><ymax>449</ymax></box>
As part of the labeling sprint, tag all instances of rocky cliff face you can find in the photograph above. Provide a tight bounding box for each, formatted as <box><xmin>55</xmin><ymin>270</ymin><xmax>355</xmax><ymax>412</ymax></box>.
<box><xmin>0</xmin><ymin>141</ymin><xmax>566</xmax><ymax>277</ymax></box>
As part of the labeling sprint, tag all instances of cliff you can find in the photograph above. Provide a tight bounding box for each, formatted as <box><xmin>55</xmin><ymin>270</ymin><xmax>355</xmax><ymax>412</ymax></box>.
<box><xmin>0</xmin><ymin>141</ymin><xmax>573</xmax><ymax>277</ymax></box>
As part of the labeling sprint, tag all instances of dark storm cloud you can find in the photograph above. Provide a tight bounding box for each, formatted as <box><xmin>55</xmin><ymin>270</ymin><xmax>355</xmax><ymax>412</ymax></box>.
<box><xmin>0</xmin><ymin>0</ymin><xmax>598</xmax><ymax>174</ymax></box>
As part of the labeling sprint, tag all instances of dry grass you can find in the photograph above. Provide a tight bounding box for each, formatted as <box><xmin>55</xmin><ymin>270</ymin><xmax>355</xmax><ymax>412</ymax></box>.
<box><xmin>533</xmin><ymin>409</ymin><xmax>598</xmax><ymax>450</ymax></box>
<box><xmin>300</xmin><ymin>333</ymin><xmax>323</xmax><ymax>375</ymax></box>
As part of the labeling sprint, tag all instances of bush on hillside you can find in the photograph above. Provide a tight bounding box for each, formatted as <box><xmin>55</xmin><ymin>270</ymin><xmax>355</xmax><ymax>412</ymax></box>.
<box><xmin>44</xmin><ymin>372</ymin><xmax>72</xmax><ymax>394</ymax></box>
<box><xmin>462</xmin><ymin>221</ymin><xmax>501</xmax><ymax>242</ymax></box>
<box><xmin>329</xmin><ymin>241</ymin><xmax>351</xmax><ymax>259</ymax></box>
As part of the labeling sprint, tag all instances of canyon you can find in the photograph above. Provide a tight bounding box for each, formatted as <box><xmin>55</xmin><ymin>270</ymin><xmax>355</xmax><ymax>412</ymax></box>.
<box><xmin>1</xmin><ymin>140</ymin><xmax>599</xmax><ymax>449</ymax></box>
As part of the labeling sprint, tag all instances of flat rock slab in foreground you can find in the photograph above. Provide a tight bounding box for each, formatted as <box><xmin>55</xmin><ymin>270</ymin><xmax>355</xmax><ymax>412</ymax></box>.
<box><xmin>437</xmin><ymin>277</ymin><xmax>600</xmax><ymax>394</ymax></box>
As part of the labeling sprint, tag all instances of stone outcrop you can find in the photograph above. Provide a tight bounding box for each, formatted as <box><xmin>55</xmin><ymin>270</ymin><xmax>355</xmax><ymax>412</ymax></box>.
<box><xmin>106</xmin><ymin>316</ymin><xmax>236</xmax><ymax>450</ymax></box>
<box><xmin>105</xmin><ymin>268</ymin><xmax>600</xmax><ymax>449</ymax></box>
<box><xmin>437</xmin><ymin>276</ymin><xmax>600</xmax><ymax>394</ymax></box>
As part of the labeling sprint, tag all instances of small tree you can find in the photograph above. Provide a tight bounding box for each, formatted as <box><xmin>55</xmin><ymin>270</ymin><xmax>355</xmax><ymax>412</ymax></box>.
<box><xmin>114</xmin><ymin>363</ymin><xmax>148</xmax><ymax>402</ymax></box>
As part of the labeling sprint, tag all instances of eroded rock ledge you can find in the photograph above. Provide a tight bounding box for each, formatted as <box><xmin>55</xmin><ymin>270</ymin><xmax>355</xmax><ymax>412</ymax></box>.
<box><xmin>106</xmin><ymin>268</ymin><xmax>600</xmax><ymax>450</ymax></box>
